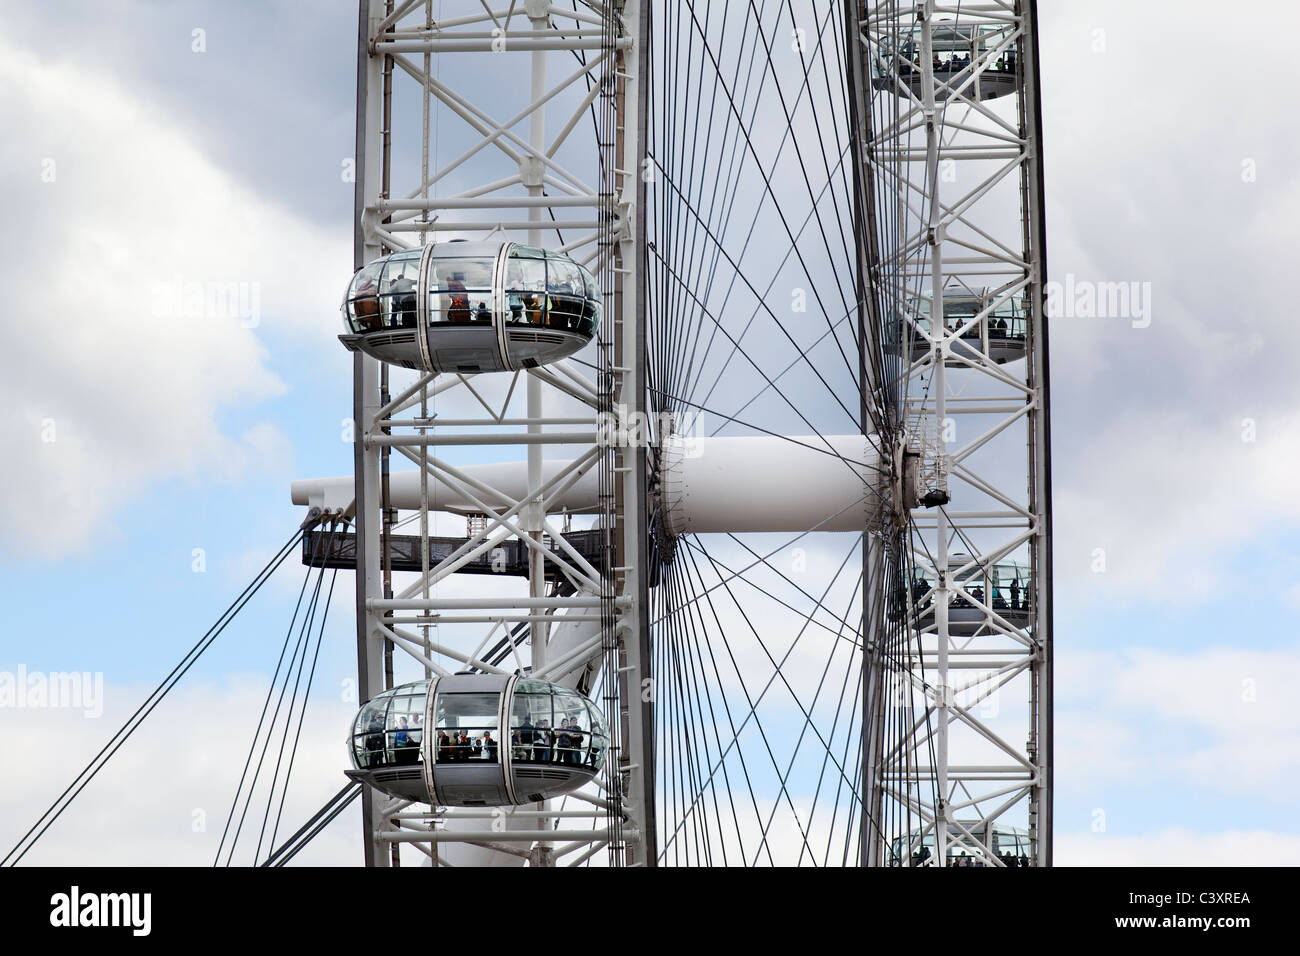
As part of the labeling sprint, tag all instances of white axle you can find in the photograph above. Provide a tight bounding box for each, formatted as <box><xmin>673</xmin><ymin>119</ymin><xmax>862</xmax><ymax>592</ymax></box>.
<box><xmin>293</xmin><ymin>434</ymin><xmax>885</xmax><ymax>535</ymax></box>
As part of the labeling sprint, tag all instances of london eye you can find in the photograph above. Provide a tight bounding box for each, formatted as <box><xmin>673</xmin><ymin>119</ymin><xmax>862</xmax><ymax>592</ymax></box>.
<box><xmin>283</xmin><ymin>0</ymin><xmax>1051</xmax><ymax>868</ymax></box>
<box><xmin>3</xmin><ymin>0</ymin><xmax>1051</xmax><ymax>870</ymax></box>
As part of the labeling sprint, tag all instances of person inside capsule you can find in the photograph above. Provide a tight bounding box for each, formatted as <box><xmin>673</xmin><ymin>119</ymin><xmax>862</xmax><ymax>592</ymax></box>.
<box><xmin>389</xmin><ymin>695</ymin><xmax>423</xmax><ymax>764</ymax></box>
<box><xmin>505</xmin><ymin>246</ymin><xmax>549</xmax><ymax>327</ymax></box>
<box><xmin>360</xmin><ymin>707</ymin><xmax>385</xmax><ymax>768</ymax></box>
<box><xmin>384</xmin><ymin>263</ymin><xmax>418</xmax><ymax>328</ymax></box>
<box><xmin>352</xmin><ymin>266</ymin><xmax>381</xmax><ymax>332</ymax></box>
<box><xmin>392</xmin><ymin>715</ymin><xmax>419</xmax><ymax>764</ymax></box>
<box><xmin>426</xmin><ymin>256</ymin><xmax>493</xmax><ymax>327</ymax></box>
<box><xmin>508</xmin><ymin>680</ymin><xmax>604</xmax><ymax>768</ymax></box>
<box><xmin>546</xmin><ymin>255</ymin><xmax>586</xmax><ymax>333</ymax></box>
<box><xmin>525</xmin><ymin>293</ymin><xmax>548</xmax><ymax>325</ymax></box>
<box><xmin>434</xmin><ymin>688</ymin><xmax>499</xmax><ymax>764</ymax></box>
<box><xmin>447</xmin><ymin>274</ymin><xmax>471</xmax><ymax>323</ymax></box>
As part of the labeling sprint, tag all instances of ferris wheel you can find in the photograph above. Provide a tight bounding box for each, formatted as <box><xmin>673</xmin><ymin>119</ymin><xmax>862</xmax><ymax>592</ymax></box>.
<box><xmin>290</xmin><ymin>0</ymin><xmax>1052</xmax><ymax>867</ymax></box>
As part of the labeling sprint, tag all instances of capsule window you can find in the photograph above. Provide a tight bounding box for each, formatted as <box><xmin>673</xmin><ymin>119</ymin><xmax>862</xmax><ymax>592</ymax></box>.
<box><xmin>986</xmin><ymin>295</ymin><xmax>1025</xmax><ymax>339</ymax></box>
<box><xmin>510</xmin><ymin>680</ymin><xmax>561</xmax><ymax>764</ymax></box>
<box><xmin>385</xmin><ymin>693</ymin><xmax>424</xmax><ymax>766</ymax></box>
<box><xmin>944</xmin><ymin>299</ymin><xmax>979</xmax><ymax>320</ymax></box>
<box><xmin>346</xmin><ymin>261</ymin><xmax>385</xmax><ymax>333</ymax></box>
<box><xmin>584</xmin><ymin>699</ymin><xmax>608</xmax><ymax>772</ymax></box>
<box><xmin>952</xmin><ymin>564</ymin><xmax>988</xmax><ymax>607</ymax></box>
<box><xmin>546</xmin><ymin>257</ymin><xmax>586</xmax><ymax>334</ymax></box>
<box><xmin>433</xmin><ymin>691</ymin><xmax>500</xmax><ymax>764</ymax></box>
<box><xmin>994</xmin><ymin>562</ymin><xmax>1029</xmax><ymax>611</ymax></box>
<box><xmin>353</xmin><ymin>698</ymin><xmax>389</xmax><ymax>769</ymax></box>
<box><xmin>880</xmin><ymin>27</ymin><xmax>1014</xmax><ymax>74</ymax></box>
<box><xmin>546</xmin><ymin>256</ymin><xmax>584</xmax><ymax>296</ymax></box>
<box><xmin>579</xmin><ymin>264</ymin><xmax>601</xmax><ymax>303</ymax></box>
<box><xmin>907</xmin><ymin>292</ymin><xmax>1027</xmax><ymax>344</ymax></box>
<box><xmin>429</xmin><ymin>257</ymin><xmax>495</xmax><ymax>325</ymax></box>
<box><xmin>549</xmin><ymin>687</ymin><xmax>592</xmax><ymax>769</ymax></box>
<box><xmin>379</xmin><ymin>258</ymin><xmax>421</xmax><ymax>330</ymax></box>
<box><xmin>504</xmin><ymin>254</ymin><xmax>549</xmax><ymax>326</ymax></box>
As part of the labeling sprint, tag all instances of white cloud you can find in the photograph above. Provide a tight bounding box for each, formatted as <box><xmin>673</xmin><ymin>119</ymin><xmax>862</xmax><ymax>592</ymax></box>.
<box><xmin>1057</xmin><ymin>645</ymin><xmax>1300</xmax><ymax>799</ymax></box>
<box><xmin>0</xmin><ymin>26</ymin><xmax>351</xmax><ymax>558</ymax></box>
<box><xmin>1054</xmin><ymin>410</ymin><xmax>1300</xmax><ymax>603</ymax></box>
<box><xmin>1058</xmin><ymin>828</ymin><xmax>1300</xmax><ymax>867</ymax></box>
<box><xmin>1032</xmin><ymin>2</ymin><xmax>1300</xmax><ymax>606</ymax></box>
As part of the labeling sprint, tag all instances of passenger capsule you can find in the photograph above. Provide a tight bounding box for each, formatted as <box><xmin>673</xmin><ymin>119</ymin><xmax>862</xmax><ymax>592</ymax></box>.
<box><xmin>872</xmin><ymin>23</ymin><xmax>1019</xmax><ymax>102</ymax></box>
<box><xmin>889</xmin><ymin>288</ymin><xmax>1027</xmax><ymax>366</ymax></box>
<box><xmin>896</xmin><ymin>554</ymin><xmax>1031</xmax><ymax>637</ymax></box>
<box><xmin>888</xmin><ymin>823</ymin><xmax>1032</xmax><ymax>867</ymax></box>
<box><xmin>339</xmin><ymin>240</ymin><xmax>601</xmax><ymax>374</ymax></box>
<box><xmin>345</xmin><ymin>674</ymin><xmax>609</xmax><ymax>807</ymax></box>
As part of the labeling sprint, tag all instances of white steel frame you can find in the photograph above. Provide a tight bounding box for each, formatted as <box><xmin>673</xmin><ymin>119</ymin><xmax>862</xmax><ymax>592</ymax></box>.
<box><xmin>339</xmin><ymin>0</ymin><xmax>1049</xmax><ymax>869</ymax></box>
<box><xmin>852</xmin><ymin>0</ymin><xmax>1052</xmax><ymax>866</ymax></box>
<box><xmin>350</xmin><ymin>0</ymin><xmax>650</xmax><ymax>867</ymax></box>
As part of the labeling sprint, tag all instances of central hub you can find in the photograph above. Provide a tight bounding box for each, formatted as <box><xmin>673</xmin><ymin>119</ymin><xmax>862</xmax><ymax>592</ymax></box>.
<box><xmin>650</xmin><ymin>429</ymin><xmax>886</xmax><ymax>547</ymax></box>
<box><xmin>892</xmin><ymin>436</ymin><xmax>922</xmax><ymax>518</ymax></box>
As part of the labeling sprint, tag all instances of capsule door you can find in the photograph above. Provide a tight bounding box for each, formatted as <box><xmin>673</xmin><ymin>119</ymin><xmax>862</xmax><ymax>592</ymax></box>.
<box><xmin>422</xmin><ymin>675</ymin><xmax>514</xmax><ymax>807</ymax></box>
<box><xmin>420</xmin><ymin>246</ymin><xmax>504</xmax><ymax>374</ymax></box>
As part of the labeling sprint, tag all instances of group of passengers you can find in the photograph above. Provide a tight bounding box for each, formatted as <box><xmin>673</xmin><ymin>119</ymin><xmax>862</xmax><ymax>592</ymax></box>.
<box><xmin>436</xmin><ymin>728</ymin><xmax>498</xmax><ymax>763</ymax></box>
<box><xmin>962</xmin><ymin>581</ymin><xmax>1028</xmax><ymax>612</ymax></box>
<box><xmin>895</xmin><ymin>49</ymin><xmax>1017</xmax><ymax>77</ymax></box>
<box><xmin>429</xmin><ymin>275</ymin><xmax>495</xmax><ymax>326</ymax></box>
<box><xmin>356</xmin><ymin>714</ymin><xmax>424</xmax><ymax>767</ymax></box>
<box><xmin>986</xmin><ymin>316</ymin><xmax>1015</xmax><ymax>337</ymax></box>
<box><xmin>933</xmin><ymin>314</ymin><xmax>1020</xmax><ymax>339</ymax></box>
<box><xmin>350</xmin><ymin>272</ymin><xmax>421</xmax><ymax>330</ymax></box>
<box><xmin>506</xmin><ymin>291</ymin><xmax>597</xmax><ymax>335</ymax></box>
<box><xmin>906</xmin><ymin>847</ymin><xmax>1032</xmax><ymax>867</ymax></box>
<box><xmin>904</xmin><ymin>576</ymin><xmax>1029</xmax><ymax>613</ymax></box>
<box><xmin>941</xmin><ymin>853</ymin><xmax>1033</xmax><ymax>868</ymax></box>
<box><xmin>511</xmin><ymin>717</ymin><xmax>591</xmax><ymax>766</ymax></box>
<box><xmin>357</xmin><ymin>714</ymin><xmax>596</xmax><ymax>769</ymax></box>
<box><xmin>348</xmin><ymin>272</ymin><xmax>493</xmax><ymax>331</ymax></box>
<box><xmin>350</xmin><ymin>278</ymin><xmax>593</xmax><ymax>333</ymax></box>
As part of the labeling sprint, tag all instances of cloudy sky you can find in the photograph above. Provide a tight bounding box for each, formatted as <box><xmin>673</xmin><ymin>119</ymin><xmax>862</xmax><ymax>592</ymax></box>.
<box><xmin>2</xmin><ymin>0</ymin><xmax>1298</xmax><ymax>867</ymax></box>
